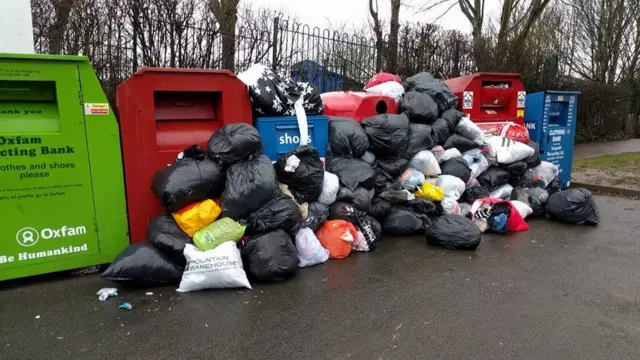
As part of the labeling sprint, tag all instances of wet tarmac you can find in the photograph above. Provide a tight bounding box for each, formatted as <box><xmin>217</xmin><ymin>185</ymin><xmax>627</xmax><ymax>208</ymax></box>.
<box><xmin>2</xmin><ymin>195</ymin><xmax>640</xmax><ymax>360</ymax></box>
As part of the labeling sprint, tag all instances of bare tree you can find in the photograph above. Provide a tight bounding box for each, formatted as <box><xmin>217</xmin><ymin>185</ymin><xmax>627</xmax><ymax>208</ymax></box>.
<box><xmin>48</xmin><ymin>0</ymin><xmax>76</xmax><ymax>54</ymax></box>
<box><xmin>209</xmin><ymin>0</ymin><xmax>241</xmax><ymax>72</ymax></box>
<box><xmin>458</xmin><ymin>0</ymin><xmax>485</xmax><ymax>66</ymax></box>
<box><xmin>369</xmin><ymin>0</ymin><xmax>385</xmax><ymax>72</ymax></box>
<box><xmin>386</xmin><ymin>0</ymin><xmax>402</xmax><ymax>73</ymax></box>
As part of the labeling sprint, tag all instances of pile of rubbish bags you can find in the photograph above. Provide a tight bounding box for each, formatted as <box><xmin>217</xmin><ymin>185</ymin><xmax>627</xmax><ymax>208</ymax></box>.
<box><xmin>101</xmin><ymin>71</ymin><xmax>600</xmax><ymax>291</ymax></box>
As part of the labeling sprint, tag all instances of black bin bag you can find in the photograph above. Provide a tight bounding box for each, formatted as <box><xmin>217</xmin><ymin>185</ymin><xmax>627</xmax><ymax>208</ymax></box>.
<box><xmin>477</xmin><ymin>166</ymin><xmax>511</xmax><ymax>191</ymax></box>
<box><xmin>399</xmin><ymin>91</ymin><xmax>438</xmax><ymax>124</ymax></box>
<box><xmin>147</xmin><ymin>213</ymin><xmax>192</xmax><ymax>266</ymax></box>
<box><xmin>441</xmin><ymin>108</ymin><xmax>463</xmax><ymax>131</ymax></box>
<box><xmin>328</xmin><ymin>117</ymin><xmax>369</xmax><ymax>158</ymax></box>
<box><xmin>403</xmin><ymin>72</ymin><xmax>458</xmax><ymax>113</ymax></box>
<box><xmin>383</xmin><ymin>208</ymin><xmax>425</xmax><ymax>235</ymax></box>
<box><xmin>336</xmin><ymin>187</ymin><xmax>374</xmax><ymax>213</ymax></box>
<box><xmin>440</xmin><ymin>157</ymin><xmax>472</xmax><ymax>183</ymax></box>
<box><xmin>426</xmin><ymin>215</ymin><xmax>482</xmax><ymax>250</ymax></box>
<box><xmin>206</xmin><ymin>123</ymin><xmax>263</xmax><ymax>167</ymax></box>
<box><xmin>525</xmin><ymin>141</ymin><xmax>542</xmax><ymax>168</ymax></box>
<box><xmin>241</xmin><ymin>230</ymin><xmax>298</xmax><ymax>283</ymax></box>
<box><xmin>101</xmin><ymin>243</ymin><xmax>183</xmax><ymax>286</ymax></box>
<box><xmin>305</xmin><ymin>202</ymin><xmax>329</xmax><ymax>231</ymax></box>
<box><xmin>431</xmin><ymin>117</ymin><xmax>451</xmax><ymax>145</ymax></box>
<box><xmin>444</xmin><ymin>133</ymin><xmax>479</xmax><ymax>153</ymax></box>
<box><xmin>222</xmin><ymin>154</ymin><xmax>279</xmax><ymax>220</ymax></box>
<box><xmin>243</xmin><ymin>191</ymin><xmax>303</xmax><ymax>236</ymax></box>
<box><xmin>326</xmin><ymin>156</ymin><xmax>375</xmax><ymax>191</ymax></box>
<box><xmin>274</xmin><ymin>146</ymin><xmax>324</xmax><ymax>203</ymax></box>
<box><xmin>361</xmin><ymin>113</ymin><xmax>410</xmax><ymax>156</ymax></box>
<box><xmin>546</xmin><ymin>188</ymin><xmax>600</xmax><ymax>225</ymax></box>
<box><xmin>376</xmin><ymin>156</ymin><xmax>410</xmax><ymax>179</ymax></box>
<box><xmin>151</xmin><ymin>146</ymin><xmax>225</xmax><ymax>212</ymax></box>
<box><xmin>462</xmin><ymin>184</ymin><xmax>490</xmax><ymax>204</ymax></box>
<box><xmin>406</xmin><ymin>123</ymin><xmax>435</xmax><ymax>158</ymax></box>
<box><xmin>370</xmin><ymin>197</ymin><xmax>393</xmax><ymax>219</ymax></box>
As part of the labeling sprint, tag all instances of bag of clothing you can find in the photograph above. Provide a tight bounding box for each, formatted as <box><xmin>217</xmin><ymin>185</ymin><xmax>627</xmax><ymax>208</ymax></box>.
<box><xmin>305</xmin><ymin>201</ymin><xmax>330</xmax><ymax>231</ymax></box>
<box><xmin>177</xmin><ymin>243</ymin><xmax>252</xmax><ymax>292</ymax></box>
<box><xmin>206</xmin><ymin>123</ymin><xmax>263</xmax><ymax>167</ymax></box>
<box><xmin>222</xmin><ymin>154</ymin><xmax>279</xmax><ymax>220</ymax></box>
<box><xmin>379</xmin><ymin>189</ymin><xmax>415</xmax><ymax>204</ymax></box>
<box><xmin>477</xmin><ymin>167</ymin><xmax>511</xmax><ymax>191</ymax></box>
<box><xmin>431</xmin><ymin>117</ymin><xmax>451</xmax><ymax>145</ymax></box>
<box><xmin>243</xmin><ymin>192</ymin><xmax>303</xmax><ymax>236</ymax></box>
<box><xmin>403</xmin><ymin>72</ymin><xmax>458</xmax><ymax>112</ymax></box>
<box><xmin>511</xmin><ymin>200</ymin><xmax>533</xmax><ymax>219</ymax></box>
<box><xmin>295</xmin><ymin>228</ymin><xmax>330</xmax><ymax>268</ymax></box>
<box><xmin>326</xmin><ymin>156</ymin><xmax>375</xmax><ymax>191</ymax></box>
<box><xmin>426</xmin><ymin>215</ymin><xmax>481</xmax><ymax>250</ymax></box>
<box><xmin>328</xmin><ymin>117</ymin><xmax>370</xmax><ymax>158</ymax></box>
<box><xmin>318</xmin><ymin>171</ymin><xmax>340</xmax><ymax>205</ymax></box>
<box><xmin>462</xmin><ymin>184</ymin><xmax>491</xmax><ymax>204</ymax></box>
<box><xmin>441</xmin><ymin>108</ymin><xmax>463</xmax><ymax>131</ymax></box>
<box><xmin>455</xmin><ymin>115</ymin><xmax>485</xmax><ymax>142</ymax></box>
<box><xmin>400</xmin><ymin>168</ymin><xmax>426</xmax><ymax>191</ymax></box>
<box><xmin>241</xmin><ymin>230</ymin><xmax>298</xmax><ymax>283</ymax></box>
<box><xmin>546</xmin><ymin>188</ymin><xmax>600</xmax><ymax>225</ymax></box>
<box><xmin>172</xmin><ymin>199</ymin><xmax>222</xmax><ymax>237</ymax></box>
<box><xmin>152</xmin><ymin>147</ymin><xmax>225</xmax><ymax>212</ymax></box>
<box><xmin>485</xmin><ymin>136</ymin><xmax>535</xmax><ymax>164</ymax></box>
<box><xmin>399</xmin><ymin>91</ymin><xmax>438</xmax><ymax>124</ymax></box>
<box><xmin>274</xmin><ymin>146</ymin><xmax>325</xmax><ymax>203</ymax></box>
<box><xmin>444</xmin><ymin>133</ymin><xmax>480</xmax><ymax>153</ymax></box>
<box><xmin>336</xmin><ymin>186</ymin><xmax>374</xmax><ymax>213</ymax></box>
<box><xmin>440</xmin><ymin>157</ymin><xmax>472</xmax><ymax>183</ymax></box>
<box><xmin>383</xmin><ymin>208</ymin><xmax>425</xmax><ymax>235</ymax></box>
<box><xmin>361</xmin><ymin>113</ymin><xmax>410</xmax><ymax>156</ymax></box>
<box><xmin>147</xmin><ymin>213</ymin><xmax>193</xmax><ymax>266</ymax></box>
<box><xmin>441</xmin><ymin>197</ymin><xmax>462</xmax><ymax>215</ymax></box>
<box><xmin>502</xmin><ymin>161</ymin><xmax>528</xmax><ymax>176</ymax></box>
<box><xmin>406</xmin><ymin>198</ymin><xmax>440</xmax><ymax>217</ymax></box>
<box><xmin>101</xmin><ymin>243</ymin><xmax>183</xmax><ymax>285</ymax></box>
<box><xmin>370</xmin><ymin>197</ymin><xmax>393</xmax><ymax>219</ymax></box>
<box><xmin>510</xmin><ymin>187</ymin><xmax>549</xmax><ymax>217</ymax></box>
<box><xmin>410</xmin><ymin>150</ymin><xmax>441</xmax><ymax>177</ymax></box>
<box><xmin>436</xmin><ymin>175</ymin><xmax>466</xmax><ymax>200</ymax></box>
<box><xmin>470</xmin><ymin>197</ymin><xmax>529</xmax><ymax>233</ymax></box>
<box><xmin>377</xmin><ymin>156</ymin><xmax>410</xmax><ymax>179</ymax></box>
<box><xmin>442</xmin><ymin>148</ymin><xmax>462</xmax><ymax>163</ymax></box>
<box><xmin>279</xmin><ymin>183</ymin><xmax>308</xmax><ymax>219</ymax></box>
<box><xmin>316</xmin><ymin>220</ymin><xmax>357</xmax><ymax>259</ymax></box>
<box><xmin>431</xmin><ymin>146</ymin><xmax>446</xmax><ymax>163</ymax></box>
<box><xmin>193</xmin><ymin>217</ymin><xmax>246</xmax><ymax>251</ymax></box>
<box><xmin>365</xmin><ymin>72</ymin><xmax>402</xmax><ymax>89</ymax></box>
<box><xmin>356</xmin><ymin>213</ymin><xmax>381</xmax><ymax>250</ymax></box>
<box><xmin>406</xmin><ymin>123</ymin><xmax>436</xmax><ymax>159</ymax></box>
<box><xmin>414</xmin><ymin>182</ymin><xmax>445</xmax><ymax>201</ymax></box>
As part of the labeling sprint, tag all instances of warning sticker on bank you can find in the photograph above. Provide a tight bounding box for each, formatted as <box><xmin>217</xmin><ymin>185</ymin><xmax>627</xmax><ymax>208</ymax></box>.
<box><xmin>517</xmin><ymin>109</ymin><xmax>524</xmax><ymax>118</ymax></box>
<box><xmin>84</xmin><ymin>103</ymin><xmax>109</xmax><ymax>115</ymax></box>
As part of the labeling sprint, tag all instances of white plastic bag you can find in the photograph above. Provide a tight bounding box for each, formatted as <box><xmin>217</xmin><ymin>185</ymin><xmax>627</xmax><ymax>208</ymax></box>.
<box><xmin>410</xmin><ymin>150</ymin><xmax>441</xmax><ymax>177</ymax></box>
<box><xmin>490</xmin><ymin>184</ymin><xmax>514</xmax><ymax>200</ymax></box>
<box><xmin>318</xmin><ymin>171</ymin><xmax>339</xmax><ymax>205</ymax></box>
<box><xmin>436</xmin><ymin>174</ymin><xmax>466</xmax><ymax>200</ymax></box>
<box><xmin>485</xmin><ymin>136</ymin><xmax>534</xmax><ymax>164</ymax></box>
<box><xmin>532</xmin><ymin>161</ymin><xmax>559</xmax><ymax>188</ymax></box>
<box><xmin>177</xmin><ymin>243</ymin><xmax>251</xmax><ymax>292</ymax></box>
<box><xmin>295</xmin><ymin>228</ymin><xmax>329</xmax><ymax>267</ymax></box>
<box><xmin>455</xmin><ymin>115</ymin><xmax>485</xmax><ymax>142</ymax></box>
<box><xmin>364</xmin><ymin>81</ymin><xmax>405</xmax><ymax>102</ymax></box>
<box><xmin>441</xmin><ymin>197</ymin><xmax>462</xmax><ymax>215</ymax></box>
<box><xmin>431</xmin><ymin>146</ymin><xmax>446</xmax><ymax>163</ymax></box>
<box><xmin>511</xmin><ymin>200</ymin><xmax>533</xmax><ymax>219</ymax></box>
<box><xmin>442</xmin><ymin>148</ymin><xmax>462</xmax><ymax>162</ymax></box>
<box><xmin>351</xmin><ymin>231</ymin><xmax>370</xmax><ymax>252</ymax></box>
<box><xmin>462</xmin><ymin>148</ymin><xmax>490</xmax><ymax>178</ymax></box>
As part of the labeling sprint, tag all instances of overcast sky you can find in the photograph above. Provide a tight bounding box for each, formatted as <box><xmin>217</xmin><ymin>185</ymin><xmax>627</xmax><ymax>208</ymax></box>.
<box><xmin>246</xmin><ymin>0</ymin><xmax>501</xmax><ymax>33</ymax></box>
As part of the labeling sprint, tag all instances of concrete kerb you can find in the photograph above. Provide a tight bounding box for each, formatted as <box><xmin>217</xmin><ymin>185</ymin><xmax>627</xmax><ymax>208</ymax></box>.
<box><xmin>570</xmin><ymin>181</ymin><xmax>640</xmax><ymax>199</ymax></box>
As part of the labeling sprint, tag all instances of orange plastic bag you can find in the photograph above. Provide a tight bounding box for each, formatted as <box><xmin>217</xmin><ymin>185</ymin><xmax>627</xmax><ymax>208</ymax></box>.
<box><xmin>315</xmin><ymin>220</ymin><xmax>357</xmax><ymax>259</ymax></box>
<box><xmin>172</xmin><ymin>199</ymin><xmax>222</xmax><ymax>237</ymax></box>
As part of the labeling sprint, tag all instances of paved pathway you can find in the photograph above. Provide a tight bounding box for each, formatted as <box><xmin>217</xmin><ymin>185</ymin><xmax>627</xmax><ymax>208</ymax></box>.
<box><xmin>574</xmin><ymin>139</ymin><xmax>640</xmax><ymax>159</ymax></box>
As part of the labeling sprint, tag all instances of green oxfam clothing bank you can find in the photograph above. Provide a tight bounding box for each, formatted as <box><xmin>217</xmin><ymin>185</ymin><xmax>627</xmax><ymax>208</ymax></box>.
<box><xmin>0</xmin><ymin>54</ymin><xmax>129</xmax><ymax>281</ymax></box>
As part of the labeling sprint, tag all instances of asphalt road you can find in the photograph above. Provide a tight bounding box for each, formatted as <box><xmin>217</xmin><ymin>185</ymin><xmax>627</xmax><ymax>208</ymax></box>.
<box><xmin>2</xmin><ymin>195</ymin><xmax>640</xmax><ymax>360</ymax></box>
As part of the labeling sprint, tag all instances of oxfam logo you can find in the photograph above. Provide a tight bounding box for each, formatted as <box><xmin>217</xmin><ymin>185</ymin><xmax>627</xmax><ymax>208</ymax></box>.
<box><xmin>16</xmin><ymin>227</ymin><xmax>40</xmax><ymax>247</ymax></box>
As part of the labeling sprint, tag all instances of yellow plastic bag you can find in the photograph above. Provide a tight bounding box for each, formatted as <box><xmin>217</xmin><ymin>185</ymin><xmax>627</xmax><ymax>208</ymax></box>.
<box><xmin>414</xmin><ymin>182</ymin><xmax>445</xmax><ymax>201</ymax></box>
<box><xmin>172</xmin><ymin>199</ymin><xmax>222</xmax><ymax>237</ymax></box>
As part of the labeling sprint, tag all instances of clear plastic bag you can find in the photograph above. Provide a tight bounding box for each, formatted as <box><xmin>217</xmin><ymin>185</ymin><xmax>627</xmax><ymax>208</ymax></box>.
<box><xmin>532</xmin><ymin>161</ymin><xmax>559</xmax><ymax>188</ymax></box>
<box><xmin>436</xmin><ymin>175</ymin><xmax>466</xmax><ymax>200</ymax></box>
<box><xmin>295</xmin><ymin>228</ymin><xmax>329</xmax><ymax>267</ymax></box>
<box><xmin>441</xmin><ymin>197</ymin><xmax>462</xmax><ymax>215</ymax></box>
<box><xmin>400</xmin><ymin>168</ymin><xmax>426</xmax><ymax>191</ymax></box>
<box><xmin>318</xmin><ymin>171</ymin><xmax>340</xmax><ymax>205</ymax></box>
<box><xmin>455</xmin><ymin>115</ymin><xmax>485</xmax><ymax>142</ymax></box>
<box><xmin>410</xmin><ymin>150</ymin><xmax>441</xmax><ymax>177</ymax></box>
<box><xmin>489</xmin><ymin>184</ymin><xmax>514</xmax><ymax>200</ymax></box>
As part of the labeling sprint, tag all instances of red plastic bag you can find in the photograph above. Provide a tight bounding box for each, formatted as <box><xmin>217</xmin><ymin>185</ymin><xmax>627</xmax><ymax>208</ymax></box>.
<box><xmin>364</xmin><ymin>73</ymin><xmax>402</xmax><ymax>90</ymax></box>
<box><xmin>315</xmin><ymin>220</ymin><xmax>357</xmax><ymax>259</ymax></box>
<box><xmin>477</xmin><ymin>122</ymin><xmax>530</xmax><ymax>144</ymax></box>
<box><xmin>470</xmin><ymin>197</ymin><xmax>529</xmax><ymax>232</ymax></box>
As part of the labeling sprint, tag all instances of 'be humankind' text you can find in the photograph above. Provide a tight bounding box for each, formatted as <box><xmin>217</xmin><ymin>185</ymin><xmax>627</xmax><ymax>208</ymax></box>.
<box><xmin>0</xmin><ymin>244</ymin><xmax>88</xmax><ymax>265</ymax></box>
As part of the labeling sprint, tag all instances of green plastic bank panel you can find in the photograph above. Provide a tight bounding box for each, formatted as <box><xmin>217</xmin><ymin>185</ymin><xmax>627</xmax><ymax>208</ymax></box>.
<box><xmin>0</xmin><ymin>54</ymin><xmax>129</xmax><ymax>281</ymax></box>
